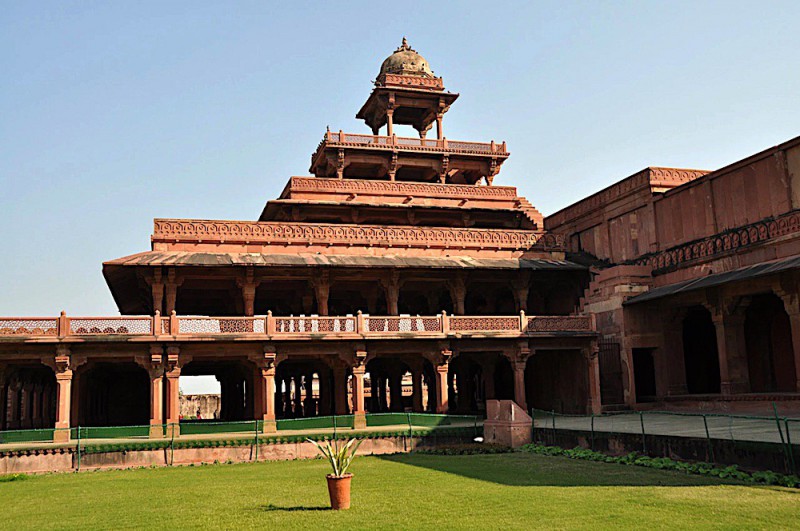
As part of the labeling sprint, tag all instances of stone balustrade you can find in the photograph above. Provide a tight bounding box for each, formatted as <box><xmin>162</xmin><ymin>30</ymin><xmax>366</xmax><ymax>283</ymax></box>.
<box><xmin>0</xmin><ymin>312</ymin><xmax>594</xmax><ymax>340</ymax></box>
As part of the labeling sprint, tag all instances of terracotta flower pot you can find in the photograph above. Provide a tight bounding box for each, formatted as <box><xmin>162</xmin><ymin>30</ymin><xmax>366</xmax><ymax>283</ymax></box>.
<box><xmin>326</xmin><ymin>473</ymin><xmax>353</xmax><ymax>510</ymax></box>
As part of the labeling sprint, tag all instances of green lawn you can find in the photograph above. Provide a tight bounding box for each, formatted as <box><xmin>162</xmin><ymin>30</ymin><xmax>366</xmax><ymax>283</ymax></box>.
<box><xmin>3</xmin><ymin>453</ymin><xmax>799</xmax><ymax>530</ymax></box>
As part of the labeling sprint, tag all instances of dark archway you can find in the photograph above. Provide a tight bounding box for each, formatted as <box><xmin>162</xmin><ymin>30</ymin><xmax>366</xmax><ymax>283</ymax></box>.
<box><xmin>1</xmin><ymin>365</ymin><xmax>56</xmax><ymax>430</ymax></box>
<box><xmin>745</xmin><ymin>294</ymin><xmax>797</xmax><ymax>392</ymax></box>
<box><xmin>493</xmin><ymin>356</ymin><xmax>514</xmax><ymax>401</ymax></box>
<box><xmin>526</xmin><ymin>350</ymin><xmax>589</xmax><ymax>414</ymax></box>
<box><xmin>181</xmin><ymin>360</ymin><xmax>255</xmax><ymax>422</ymax></box>
<box><xmin>466</xmin><ymin>283</ymin><xmax>515</xmax><ymax>315</ymax></box>
<box><xmin>275</xmin><ymin>360</ymin><xmax>332</xmax><ymax>418</ymax></box>
<box><xmin>76</xmin><ymin>362</ymin><xmax>149</xmax><ymax>427</ymax></box>
<box><xmin>448</xmin><ymin>355</ymin><xmax>484</xmax><ymax>414</ymax></box>
<box><xmin>682</xmin><ymin>306</ymin><xmax>721</xmax><ymax>394</ymax></box>
<box><xmin>365</xmin><ymin>358</ymin><xmax>412</xmax><ymax>413</ymax></box>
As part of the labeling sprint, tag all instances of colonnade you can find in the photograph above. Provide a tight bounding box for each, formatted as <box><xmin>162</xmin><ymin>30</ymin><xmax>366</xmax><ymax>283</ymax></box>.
<box><xmin>0</xmin><ymin>342</ymin><xmax>601</xmax><ymax>442</ymax></box>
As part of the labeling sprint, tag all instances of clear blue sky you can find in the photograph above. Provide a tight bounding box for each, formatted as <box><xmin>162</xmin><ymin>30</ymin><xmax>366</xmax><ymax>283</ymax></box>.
<box><xmin>2</xmin><ymin>1</ymin><xmax>800</xmax><ymax>316</ymax></box>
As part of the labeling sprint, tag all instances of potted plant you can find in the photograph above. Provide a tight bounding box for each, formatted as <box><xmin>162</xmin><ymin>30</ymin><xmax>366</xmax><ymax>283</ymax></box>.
<box><xmin>307</xmin><ymin>437</ymin><xmax>363</xmax><ymax>510</ymax></box>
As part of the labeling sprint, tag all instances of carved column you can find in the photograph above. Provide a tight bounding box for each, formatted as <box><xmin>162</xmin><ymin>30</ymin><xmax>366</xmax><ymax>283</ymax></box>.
<box><xmin>448</xmin><ymin>274</ymin><xmax>466</xmax><ymax>315</ymax></box>
<box><xmin>147</xmin><ymin>268</ymin><xmax>164</xmax><ymax>315</ymax></box>
<box><xmin>0</xmin><ymin>364</ymin><xmax>6</xmax><ymax>431</ymax></box>
<box><xmin>352</xmin><ymin>357</ymin><xmax>367</xmax><ymax>429</ymax></box>
<box><xmin>434</xmin><ymin>349</ymin><xmax>452</xmax><ymax>414</ymax></box>
<box><xmin>386</xmin><ymin>108</ymin><xmax>394</xmax><ymax>137</ymax></box>
<box><xmin>389</xmin><ymin>367</ymin><xmax>404</xmax><ymax>412</ymax></box>
<box><xmin>333</xmin><ymin>365</ymin><xmax>348</xmax><ymax>415</ymax></box>
<box><xmin>711</xmin><ymin>305</ymin><xmax>751</xmax><ymax>395</ymax></box>
<box><xmin>51</xmin><ymin>346</ymin><xmax>81</xmax><ymax>443</ymax></box>
<box><xmin>237</xmin><ymin>267</ymin><xmax>258</xmax><ymax>317</ymax></box>
<box><xmin>512</xmin><ymin>272</ymin><xmax>531</xmax><ymax>313</ymax></box>
<box><xmin>164</xmin><ymin>268</ymin><xmax>183</xmax><ymax>315</ymax></box>
<box><xmin>411</xmin><ymin>365</ymin><xmax>423</xmax><ymax>412</ymax></box>
<box><xmin>586</xmin><ymin>344</ymin><xmax>602</xmax><ymax>414</ymax></box>
<box><xmin>312</xmin><ymin>272</ymin><xmax>330</xmax><ymax>316</ymax></box>
<box><xmin>164</xmin><ymin>346</ymin><xmax>183</xmax><ymax>437</ymax></box>
<box><xmin>136</xmin><ymin>345</ymin><xmax>165</xmax><ymax>438</ymax></box>
<box><xmin>382</xmin><ymin>272</ymin><xmax>401</xmax><ymax>315</ymax></box>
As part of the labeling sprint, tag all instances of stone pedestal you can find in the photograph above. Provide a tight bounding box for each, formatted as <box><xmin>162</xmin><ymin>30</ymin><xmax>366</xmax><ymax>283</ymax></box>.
<box><xmin>483</xmin><ymin>399</ymin><xmax>532</xmax><ymax>448</ymax></box>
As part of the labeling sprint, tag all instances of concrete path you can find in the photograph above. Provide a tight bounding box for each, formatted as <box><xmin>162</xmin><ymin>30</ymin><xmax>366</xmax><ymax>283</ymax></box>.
<box><xmin>533</xmin><ymin>411</ymin><xmax>799</xmax><ymax>445</ymax></box>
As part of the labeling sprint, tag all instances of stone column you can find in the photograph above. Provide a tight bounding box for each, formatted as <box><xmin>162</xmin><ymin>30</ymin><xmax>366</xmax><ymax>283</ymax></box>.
<box><xmin>261</xmin><ymin>365</ymin><xmax>277</xmax><ymax>433</ymax></box>
<box><xmin>512</xmin><ymin>361</ymin><xmax>527</xmax><ymax>412</ymax></box>
<box><xmin>164</xmin><ymin>346</ymin><xmax>182</xmax><ymax>437</ymax></box>
<box><xmin>586</xmin><ymin>345</ymin><xmax>602</xmax><ymax>414</ymax></box>
<box><xmin>412</xmin><ymin>368</ymin><xmax>423</xmax><ymax>412</ymax></box>
<box><xmin>238</xmin><ymin>271</ymin><xmax>257</xmax><ymax>317</ymax></box>
<box><xmin>352</xmin><ymin>364</ymin><xmax>366</xmax><ymax>429</ymax></box>
<box><xmin>164</xmin><ymin>268</ymin><xmax>182</xmax><ymax>315</ymax></box>
<box><xmin>434</xmin><ymin>350</ymin><xmax>451</xmax><ymax>414</ymax></box>
<box><xmin>389</xmin><ymin>368</ymin><xmax>404</xmax><ymax>412</ymax></box>
<box><xmin>778</xmin><ymin>293</ymin><xmax>800</xmax><ymax>392</ymax></box>
<box><xmin>712</xmin><ymin>310</ymin><xmax>750</xmax><ymax>395</ymax></box>
<box><xmin>313</xmin><ymin>272</ymin><xmax>330</xmax><ymax>316</ymax></box>
<box><xmin>0</xmin><ymin>365</ymin><xmax>6</xmax><ymax>431</ymax></box>
<box><xmin>148</xmin><ymin>268</ymin><xmax>164</xmax><ymax>315</ymax></box>
<box><xmin>50</xmin><ymin>346</ymin><xmax>82</xmax><ymax>443</ymax></box>
<box><xmin>448</xmin><ymin>275</ymin><xmax>466</xmax><ymax>315</ymax></box>
<box><xmin>661</xmin><ymin>326</ymin><xmax>688</xmax><ymax>396</ymax></box>
<box><xmin>382</xmin><ymin>273</ymin><xmax>401</xmax><ymax>315</ymax></box>
<box><xmin>333</xmin><ymin>366</ymin><xmax>348</xmax><ymax>415</ymax></box>
<box><xmin>148</xmin><ymin>367</ymin><xmax>164</xmax><ymax>438</ymax></box>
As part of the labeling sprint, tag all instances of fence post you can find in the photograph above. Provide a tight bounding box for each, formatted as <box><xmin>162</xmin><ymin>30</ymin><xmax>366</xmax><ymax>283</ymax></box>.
<box><xmin>253</xmin><ymin>419</ymin><xmax>259</xmax><ymax>462</ymax></box>
<box><xmin>590</xmin><ymin>413</ymin><xmax>595</xmax><ymax>451</ymax></box>
<box><xmin>441</xmin><ymin>311</ymin><xmax>449</xmax><ymax>334</ymax></box>
<box><xmin>531</xmin><ymin>409</ymin><xmax>536</xmax><ymax>444</ymax></box>
<box><xmin>333</xmin><ymin>414</ymin><xmax>337</xmax><ymax>439</ymax></box>
<box><xmin>356</xmin><ymin>310</ymin><xmax>364</xmax><ymax>334</ymax></box>
<box><xmin>784</xmin><ymin>418</ymin><xmax>796</xmax><ymax>476</ymax></box>
<box><xmin>639</xmin><ymin>412</ymin><xmax>647</xmax><ymax>455</ymax></box>
<box><xmin>773</xmin><ymin>402</ymin><xmax>790</xmax><ymax>472</ymax></box>
<box><xmin>169</xmin><ymin>422</ymin><xmax>175</xmax><ymax>466</ymax></box>
<box><xmin>702</xmin><ymin>414</ymin><xmax>715</xmax><ymax>463</ymax></box>
<box><xmin>76</xmin><ymin>425</ymin><xmax>81</xmax><ymax>472</ymax></box>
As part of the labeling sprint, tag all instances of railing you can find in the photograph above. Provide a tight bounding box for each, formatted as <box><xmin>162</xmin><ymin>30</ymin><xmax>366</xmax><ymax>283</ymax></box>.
<box><xmin>312</xmin><ymin>130</ymin><xmax>509</xmax><ymax>161</ymax></box>
<box><xmin>0</xmin><ymin>311</ymin><xmax>595</xmax><ymax>340</ymax></box>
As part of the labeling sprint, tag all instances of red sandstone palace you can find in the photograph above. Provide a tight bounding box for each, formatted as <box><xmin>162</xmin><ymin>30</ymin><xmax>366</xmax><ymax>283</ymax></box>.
<box><xmin>2</xmin><ymin>40</ymin><xmax>799</xmax><ymax>440</ymax></box>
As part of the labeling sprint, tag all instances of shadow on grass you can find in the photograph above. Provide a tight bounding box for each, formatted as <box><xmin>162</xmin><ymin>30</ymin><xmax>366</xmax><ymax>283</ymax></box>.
<box><xmin>260</xmin><ymin>503</ymin><xmax>330</xmax><ymax>512</ymax></box>
<box><xmin>376</xmin><ymin>452</ymin><xmax>744</xmax><ymax>487</ymax></box>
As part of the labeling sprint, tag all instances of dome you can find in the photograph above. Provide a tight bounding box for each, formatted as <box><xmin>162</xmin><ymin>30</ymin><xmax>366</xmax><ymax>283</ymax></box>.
<box><xmin>378</xmin><ymin>38</ymin><xmax>434</xmax><ymax>78</ymax></box>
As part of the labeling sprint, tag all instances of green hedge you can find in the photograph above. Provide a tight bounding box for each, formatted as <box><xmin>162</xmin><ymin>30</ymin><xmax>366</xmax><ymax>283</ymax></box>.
<box><xmin>521</xmin><ymin>444</ymin><xmax>800</xmax><ymax>489</ymax></box>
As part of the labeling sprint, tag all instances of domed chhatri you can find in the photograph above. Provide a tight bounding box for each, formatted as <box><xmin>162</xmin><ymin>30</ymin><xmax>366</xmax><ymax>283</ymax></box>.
<box><xmin>379</xmin><ymin>37</ymin><xmax>434</xmax><ymax>78</ymax></box>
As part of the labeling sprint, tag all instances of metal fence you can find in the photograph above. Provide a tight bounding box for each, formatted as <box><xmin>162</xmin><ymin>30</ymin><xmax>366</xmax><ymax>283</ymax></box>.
<box><xmin>532</xmin><ymin>407</ymin><xmax>799</xmax><ymax>474</ymax></box>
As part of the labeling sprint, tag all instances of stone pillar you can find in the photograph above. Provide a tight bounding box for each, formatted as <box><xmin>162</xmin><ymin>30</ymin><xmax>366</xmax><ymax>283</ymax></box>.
<box><xmin>164</xmin><ymin>346</ymin><xmax>182</xmax><ymax>437</ymax></box>
<box><xmin>333</xmin><ymin>366</ymin><xmax>348</xmax><ymax>415</ymax></box>
<box><xmin>0</xmin><ymin>365</ymin><xmax>6</xmax><ymax>431</ymax></box>
<box><xmin>313</xmin><ymin>273</ymin><xmax>330</xmax><ymax>316</ymax></box>
<box><xmin>261</xmin><ymin>365</ymin><xmax>276</xmax><ymax>433</ymax></box>
<box><xmin>387</xmin><ymin>108</ymin><xmax>394</xmax><ymax>137</ymax></box>
<box><xmin>662</xmin><ymin>326</ymin><xmax>688</xmax><ymax>396</ymax></box>
<box><xmin>164</xmin><ymin>268</ymin><xmax>182</xmax><ymax>315</ymax></box>
<box><xmin>148</xmin><ymin>268</ymin><xmax>164</xmax><ymax>315</ymax></box>
<box><xmin>512</xmin><ymin>273</ymin><xmax>531</xmax><ymax>313</ymax></box>
<box><xmin>238</xmin><ymin>270</ymin><xmax>257</xmax><ymax>317</ymax></box>
<box><xmin>54</xmin><ymin>369</ymin><xmax>73</xmax><ymax>443</ymax></box>
<box><xmin>712</xmin><ymin>310</ymin><xmax>750</xmax><ymax>395</ymax></box>
<box><xmin>382</xmin><ymin>273</ymin><xmax>400</xmax><ymax>315</ymax></box>
<box><xmin>778</xmin><ymin>294</ymin><xmax>800</xmax><ymax>392</ymax></box>
<box><xmin>512</xmin><ymin>361</ymin><xmax>527</xmax><ymax>412</ymax></box>
<box><xmin>412</xmin><ymin>368</ymin><xmax>423</xmax><ymax>412</ymax></box>
<box><xmin>586</xmin><ymin>345</ymin><xmax>602</xmax><ymax>414</ymax></box>
<box><xmin>435</xmin><ymin>364</ymin><xmax>449</xmax><ymax>413</ymax></box>
<box><xmin>389</xmin><ymin>368</ymin><xmax>404</xmax><ymax>412</ymax></box>
<box><xmin>448</xmin><ymin>275</ymin><xmax>466</xmax><ymax>315</ymax></box>
<box><xmin>352</xmin><ymin>364</ymin><xmax>366</xmax><ymax>429</ymax></box>
<box><xmin>436</xmin><ymin>114</ymin><xmax>443</xmax><ymax>140</ymax></box>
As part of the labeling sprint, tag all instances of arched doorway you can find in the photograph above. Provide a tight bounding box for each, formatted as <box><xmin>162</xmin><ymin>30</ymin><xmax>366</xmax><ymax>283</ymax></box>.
<box><xmin>365</xmin><ymin>358</ymin><xmax>412</xmax><ymax>413</ymax></box>
<box><xmin>1</xmin><ymin>365</ymin><xmax>56</xmax><ymax>430</ymax></box>
<box><xmin>448</xmin><ymin>355</ymin><xmax>484</xmax><ymax>414</ymax></box>
<box><xmin>275</xmin><ymin>360</ymin><xmax>332</xmax><ymax>418</ymax></box>
<box><xmin>76</xmin><ymin>362</ymin><xmax>149</xmax><ymax>427</ymax></box>
<box><xmin>526</xmin><ymin>350</ymin><xmax>589</xmax><ymax>414</ymax></box>
<box><xmin>493</xmin><ymin>356</ymin><xmax>514</xmax><ymax>401</ymax></box>
<box><xmin>682</xmin><ymin>306</ymin><xmax>721</xmax><ymax>394</ymax></box>
<box><xmin>745</xmin><ymin>294</ymin><xmax>797</xmax><ymax>392</ymax></box>
<box><xmin>181</xmin><ymin>360</ymin><xmax>255</xmax><ymax>422</ymax></box>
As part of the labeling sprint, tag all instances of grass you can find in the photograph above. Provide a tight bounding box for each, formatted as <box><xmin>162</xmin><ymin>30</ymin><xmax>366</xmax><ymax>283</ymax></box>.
<box><xmin>3</xmin><ymin>453</ymin><xmax>799</xmax><ymax>530</ymax></box>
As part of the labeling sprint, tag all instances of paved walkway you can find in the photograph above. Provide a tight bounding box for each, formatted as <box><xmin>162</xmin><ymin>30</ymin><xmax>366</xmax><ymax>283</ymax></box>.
<box><xmin>0</xmin><ymin>420</ymin><xmax>481</xmax><ymax>453</ymax></box>
<box><xmin>533</xmin><ymin>412</ymin><xmax>799</xmax><ymax>445</ymax></box>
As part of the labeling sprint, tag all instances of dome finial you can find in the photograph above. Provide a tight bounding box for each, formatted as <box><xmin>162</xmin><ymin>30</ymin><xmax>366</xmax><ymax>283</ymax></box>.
<box><xmin>396</xmin><ymin>36</ymin><xmax>414</xmax><ymax>52</ymax></box>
